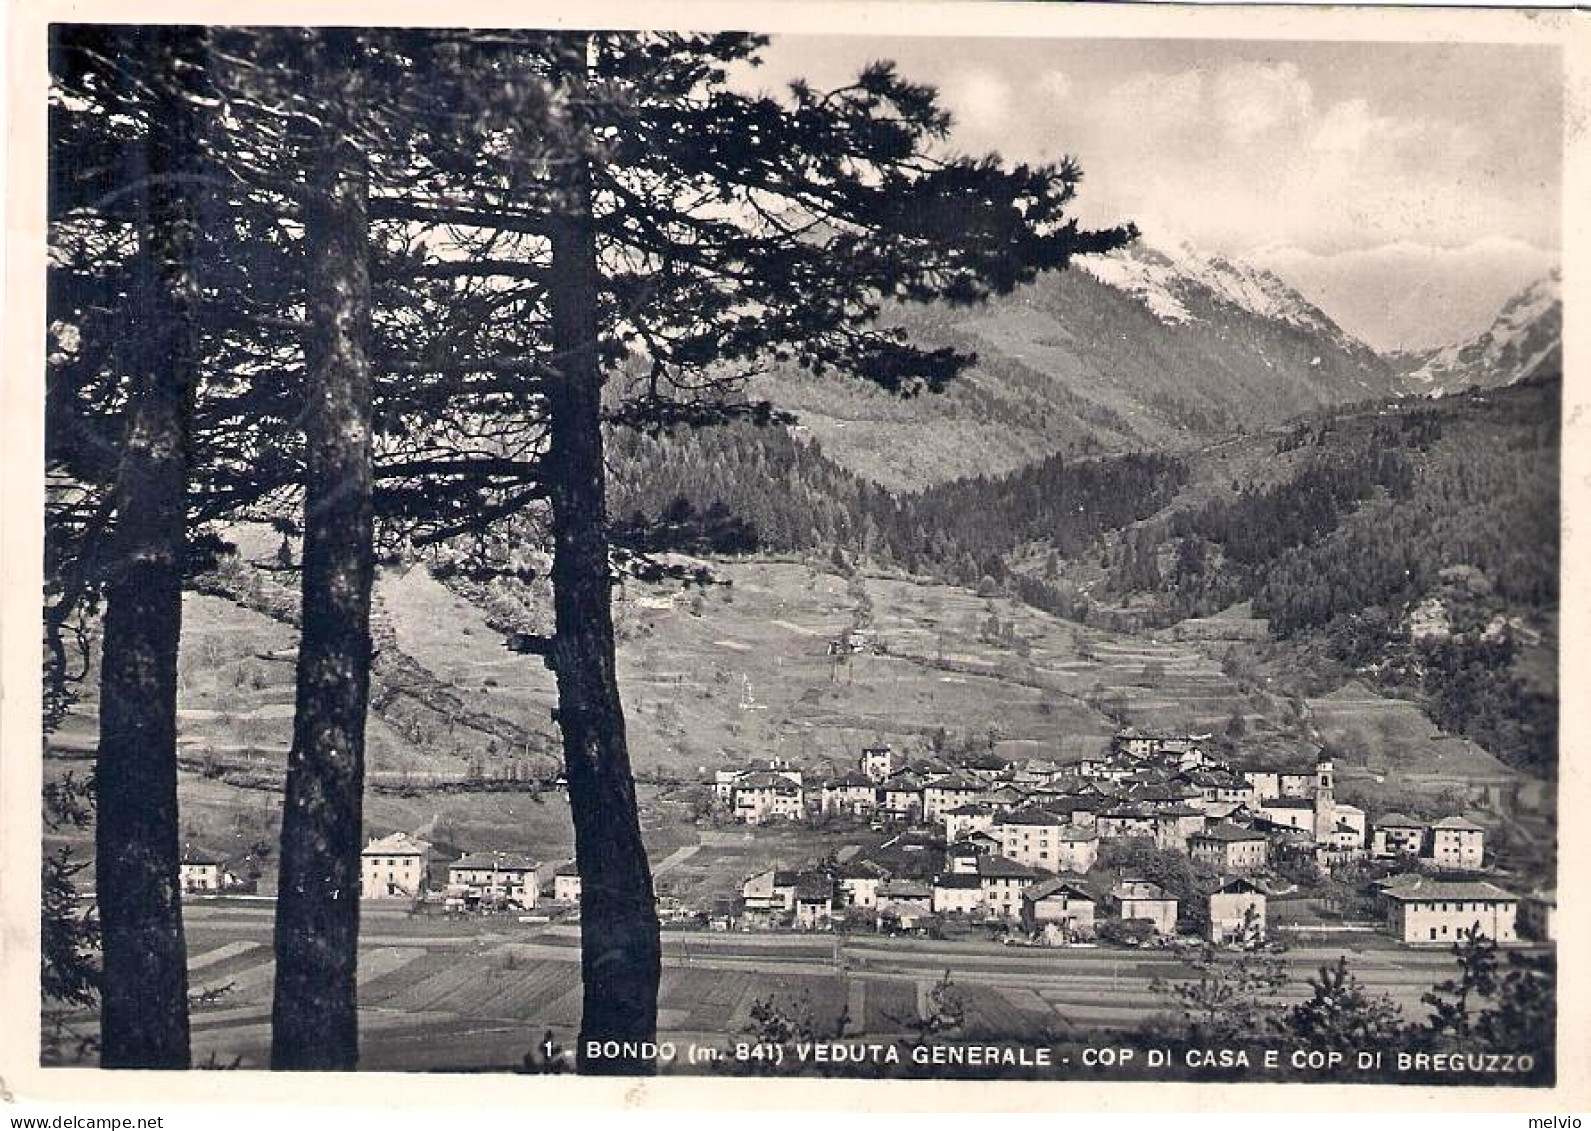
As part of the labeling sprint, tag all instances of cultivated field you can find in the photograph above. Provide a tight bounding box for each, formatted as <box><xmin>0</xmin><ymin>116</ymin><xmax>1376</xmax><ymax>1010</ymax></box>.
<box><xmin>38</xmin><ymin>900</ymin><xmax>1500</xmax><ymax>1074</ymax></box>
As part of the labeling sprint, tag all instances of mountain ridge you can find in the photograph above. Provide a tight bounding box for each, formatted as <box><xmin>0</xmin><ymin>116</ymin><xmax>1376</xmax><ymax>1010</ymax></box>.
<box><xmin>756</xmin><ymin>238</ymin><xmax>1402</xmax><ymax>490</ymax></box>
<box><xmin>1391</xmin><ymin>269</ymin><xmax>1562</xmax><ymax>396</ymax></box>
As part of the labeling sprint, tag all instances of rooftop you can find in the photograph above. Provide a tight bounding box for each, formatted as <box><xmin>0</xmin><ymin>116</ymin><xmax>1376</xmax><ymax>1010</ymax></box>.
<box><xmin>995</xmin><ymin>807</ymin><xmax>1068</xmax><ymax>827</ymax></box>
<box><xmin>826</xmin><ymin>771</ymin><xmax>875</xmax><ymax>789</ymax></box>
<box><xmin>363</xmin><ymin>832</ymin><xmax>431</xmax><ymax>857</ymax></box>
<box><xmin>1381</xmin><ymin>878</ymin><xmax>1519</xmax><ymax>903</ymax></box>
<box><xmin>933</xmin><ymin>873</ymin><xmax>985</xmax><ymax>890</ymax></box>
<box><xmin>735</xmin><ymin>771</ymin><xmax>801</xmax><ymax>791</ymax></box>
<box><xmin>451</xmin><ymin>851</ymin><xmax>539</xmax><ymax>872</ymax></box>
<box><xmin>976</xmin><ymin>855</ymin><xmax>1042</xmax><ymax>880</ymax></box>
<box><xmin>1191</xmin><ymin>823</ymin><xmax>1267</xmax><ymax>843</ymax></box>
<box><xmin>927</xmin><ymin>772</ymin><xmax>985</xmax><ymax>791</ymax></box>
<box><xmin>1430</xmin><ymin>816</ymin><xmax>1487</xmax><ymax>831</ymax></box>
<box><xmin>1025</xmin><ymin>877</ymin><xmax>1095</xmax><ymax>902</ymax></box>
<box><xmin>1373</xmin><ymin>812</ymin><xmax>1428</xmax><ymax>829</ymax></box>
<box><xmin>1113</xmin><ymin>880</ymin><xmax>1171</xmax><ymax>901</ymax></box>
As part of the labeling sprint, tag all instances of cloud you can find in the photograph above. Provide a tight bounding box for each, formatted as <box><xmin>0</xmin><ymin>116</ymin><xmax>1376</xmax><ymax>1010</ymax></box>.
<box><xmin>941</xmin><ymin>68</ymin><xmax>1014</xmax><ymax>135</ymax></box>
<box><xmin>1036</xmin><ymin>70</ymin><xmax>1071</xmax><ymax>104</ymax></box>
<box><xmin>1211</xmin><ymin>61</ymin><xmax>1314</xmax><ymax>144</ymax></box>
<box><xmin>1251</xmin><ymin>238</ymin><xmax>1559</xmax><ymax>350</ymax></box>
<box><xmin>1102</xmin><ymin>68</ymin><xmax>1204</xmax><ymax>135</ymax></box>
<box><xmin>1309</xmin><ymin>98</ymin><xmax>1393</xmax><ymax>156</ymax></box>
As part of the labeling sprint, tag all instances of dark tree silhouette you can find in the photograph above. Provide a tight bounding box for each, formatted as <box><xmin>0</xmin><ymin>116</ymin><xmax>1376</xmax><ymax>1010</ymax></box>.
<box><xmin>492</xmin><ymin>32</ymin><xmax>1134</xmax><ymax>1071</ymax></box>
<box><xmin>270</xmin><ymin>29</ymin><xmax>376</xmax><ymax>1071</ymax></box>
<box><xmin>88</xmin><ymin>25</ymin><xmax>207</xmax><ymax>1070</ymax></box>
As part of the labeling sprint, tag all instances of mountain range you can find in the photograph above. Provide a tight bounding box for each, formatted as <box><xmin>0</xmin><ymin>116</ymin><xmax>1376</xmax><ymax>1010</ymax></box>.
<box><xmin>751</xmin><ymin>239</ymin><xmax>1560</xmax><ymax>489</ymax></box>
<box><xmin>754</xmin><ymin>239</ymin><xmax>1402</xmax><ymax>489</ymax></box>
<box><xmin>1389</xmin><ymin>270</ymin><xmax>1563</xmax><ymax>397</ymax></box>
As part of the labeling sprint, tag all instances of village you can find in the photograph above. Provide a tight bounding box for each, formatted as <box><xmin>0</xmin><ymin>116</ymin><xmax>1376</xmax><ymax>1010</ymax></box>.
<box><xmin>178</xmin><ymin>728</ymin><xmax>1555</xmax><ymax>953</ymax></box>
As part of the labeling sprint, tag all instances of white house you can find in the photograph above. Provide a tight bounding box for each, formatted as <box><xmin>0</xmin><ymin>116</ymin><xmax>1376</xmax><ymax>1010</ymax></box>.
<box><xmin>977</xmin><ymin>855</ymin><xmax>1042</xmax><ymax>921</ymax></box>
<box><xmin>835</xmin><ymin>861</ymin><xmax>887</xmax><ymax>909</ymax></box>
<box><xmin>1208</xmin><ymin>878</ymin><xmax>1267</xmax><ymax>944</ymax></box>
<box><xmin>922</xmin><ymin>772</ymin><xmax>984</xmax><ymax>822</ymax></box>
<box><xmin>942</xmin><ymin>802</ymin><xmax>996</xmax><ymax>843</ymax></box>
<box><xmin>860</xmin><ymin>745</ymin><xmax>901</xmax><ymax>783</ymax></box>
<box><xmin>179</xmin><ymin>847</ymin><xmax>223</xmax><ymax>894</ymax></box>
<box><xmin>1113</xmin><ymin>880</ymin><xmax>1178</xmax><ymax>936</ymax></box>
<box><xmin>731</xmin><ymin>772</ymin><xmax>805</xmax><ymax>824</ymax></box>
<box><xmin>552</xmin><ymin>861</ymin><xmax>582</xmax><ymax>904</ymax></box>
<box><xmin>1380</xmin><ymin>876</ymin><xmax>1517</xmax><ymax>945</ymax></box>
<box><xmin>448</xmin><ymin>851</ymin><xmax>539</xmax><ymax>907</ymax></box>
<box><xmin>879</xmin><ymin>772</ymin><xmax>925</xmax><ymax>821</ymax></box>
<box><xmin>361</xmin><ymin>832</ymin><xmax>431</xmax><ymax>899</ymax></box>
<box><xmin>931</xmin><ymin>873</ymin><xmax>986</xmax><ymax>916</ymax></box>
<box><xmin>991</xmin><ymin>809</ymin><xmax>1099</xmax><ymax>874</ymax></box>
<box><xmin>1371</xmin><ymin>813</ymin><xmax>1428</xmax><ymax>858</ymax></box>
<box><xmin>1188</xmin><ymin>824</ymin><xmax>1269</xmax><ymax>874</ymax></box>
<box><xmin>821</xmin><ymin>771</ymin><xmax>879</xmax><ymax>817</ymax></box>
<box><xmin>1428</xmin><ymin>816</ymin><xmax>1486</xmax><ymax>871</ymax></box>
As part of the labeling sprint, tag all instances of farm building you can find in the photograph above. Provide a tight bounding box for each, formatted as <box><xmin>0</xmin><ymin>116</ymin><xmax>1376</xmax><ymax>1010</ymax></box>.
<box><xmin>1020</xmin><ymin>878</ymin><xmax>1097</xmax><ymax>942</ymax></box>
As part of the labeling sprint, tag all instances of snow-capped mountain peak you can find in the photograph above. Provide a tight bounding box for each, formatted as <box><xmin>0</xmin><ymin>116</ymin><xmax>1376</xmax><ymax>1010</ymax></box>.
<box><xmin>1076</xmin><ymin>237</ymin><xmax>1365</xmax><ymax>357</ymax></box>
<box><xmin>1400</xmin><ymin>269</ymin><xmax>1561</xmax><ymax>395</ymax></box>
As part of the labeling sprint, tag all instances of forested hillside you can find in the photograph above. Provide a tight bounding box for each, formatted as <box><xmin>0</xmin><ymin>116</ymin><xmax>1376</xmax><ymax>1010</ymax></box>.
<box><xmin>607</xmin><ymin>423</ymin><xmax>1188</xmax><ymax>588</ymax></box>
<box><xmin>606</xmin><ymin>376</ymin><xmax>1559</xmax><ymax>778</ymax></box>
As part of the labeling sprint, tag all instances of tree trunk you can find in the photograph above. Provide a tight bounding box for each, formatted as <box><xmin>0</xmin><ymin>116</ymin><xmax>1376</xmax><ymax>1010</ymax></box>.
<box><xmin>270</xmin><ymin>34</ymin><xmax>373</xmax><ymax>1071</ymax></box>
<box><xmin>94</xmin><ymin>26</ymin><xmax>204</xmax><ymax>1071</ymax></box>
<box><xmin>544</xmin><ymin>41</ymin><xmax>663</xmax><ymax>1074</ymax></box>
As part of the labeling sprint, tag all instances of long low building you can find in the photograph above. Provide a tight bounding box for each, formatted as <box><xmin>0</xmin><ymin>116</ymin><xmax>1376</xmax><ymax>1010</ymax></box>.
<box><xmin>1380</xmin><ymin>876</ymin><xmax>1519</xmax><ymax>945</ymax></box>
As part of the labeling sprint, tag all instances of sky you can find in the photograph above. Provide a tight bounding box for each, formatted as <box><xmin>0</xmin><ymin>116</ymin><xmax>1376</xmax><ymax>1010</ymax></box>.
<box><xmin>737</xmin><ymin>36</ymin><xmax>1563</xmax><ymax>351</ymax></box>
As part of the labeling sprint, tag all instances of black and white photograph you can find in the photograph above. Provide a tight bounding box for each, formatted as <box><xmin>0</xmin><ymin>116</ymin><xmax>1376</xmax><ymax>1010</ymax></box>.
<box><xmin>7</xmin><ymin>0</ymin><xmax>1586</xmax><ymax>1111</ymax></box>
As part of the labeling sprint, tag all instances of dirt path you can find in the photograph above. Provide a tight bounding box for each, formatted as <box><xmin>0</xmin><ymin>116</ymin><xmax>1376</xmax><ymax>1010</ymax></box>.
<box><xmin>652</xmin><ymin>843</ymin><xmax>702</xmax><ymax>876</ymax></box>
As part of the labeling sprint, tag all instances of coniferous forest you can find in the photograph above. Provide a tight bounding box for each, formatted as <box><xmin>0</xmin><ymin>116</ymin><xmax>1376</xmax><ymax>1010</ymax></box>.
<box><xmin>605</xmin><ymin>374</ymin><xmax>1559</xmax><ymax>778</ymax></box>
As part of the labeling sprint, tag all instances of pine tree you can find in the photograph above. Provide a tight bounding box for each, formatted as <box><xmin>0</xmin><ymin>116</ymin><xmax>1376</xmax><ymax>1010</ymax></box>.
<box><xmin>84</xmin><ymin>25</ymin><xmax>207</xmax><ymax>1069</ymax></box>
<box><xmin>269</xmin><ymin>28</ymin><xmax>376</xmax><ymax>1072</ymax></box>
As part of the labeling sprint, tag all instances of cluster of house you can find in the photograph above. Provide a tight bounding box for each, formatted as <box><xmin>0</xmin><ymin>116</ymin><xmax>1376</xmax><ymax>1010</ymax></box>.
<box><xmin>175</xmin><ymin>729</ymin><xmax>1552</xmax><ymax>952</ymax></box>
<box><xmin>712</xmin><ymin>733</ymin><xmax>1458</xmax><ymax>870</ymax></box>
<box><xmin>735</xmin><ymin>833</ymin><xmax>1273</xmax><ymax>947</ymax></box>
<box><xmin>353</xmin><ymin>831</ymin><xmax>585</xmax><ymax>911</ymax></box>
<box><xmin>705</xmin><ymin>730</ymin><xmax>1552</xmax><ymax>947</ymax></box>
